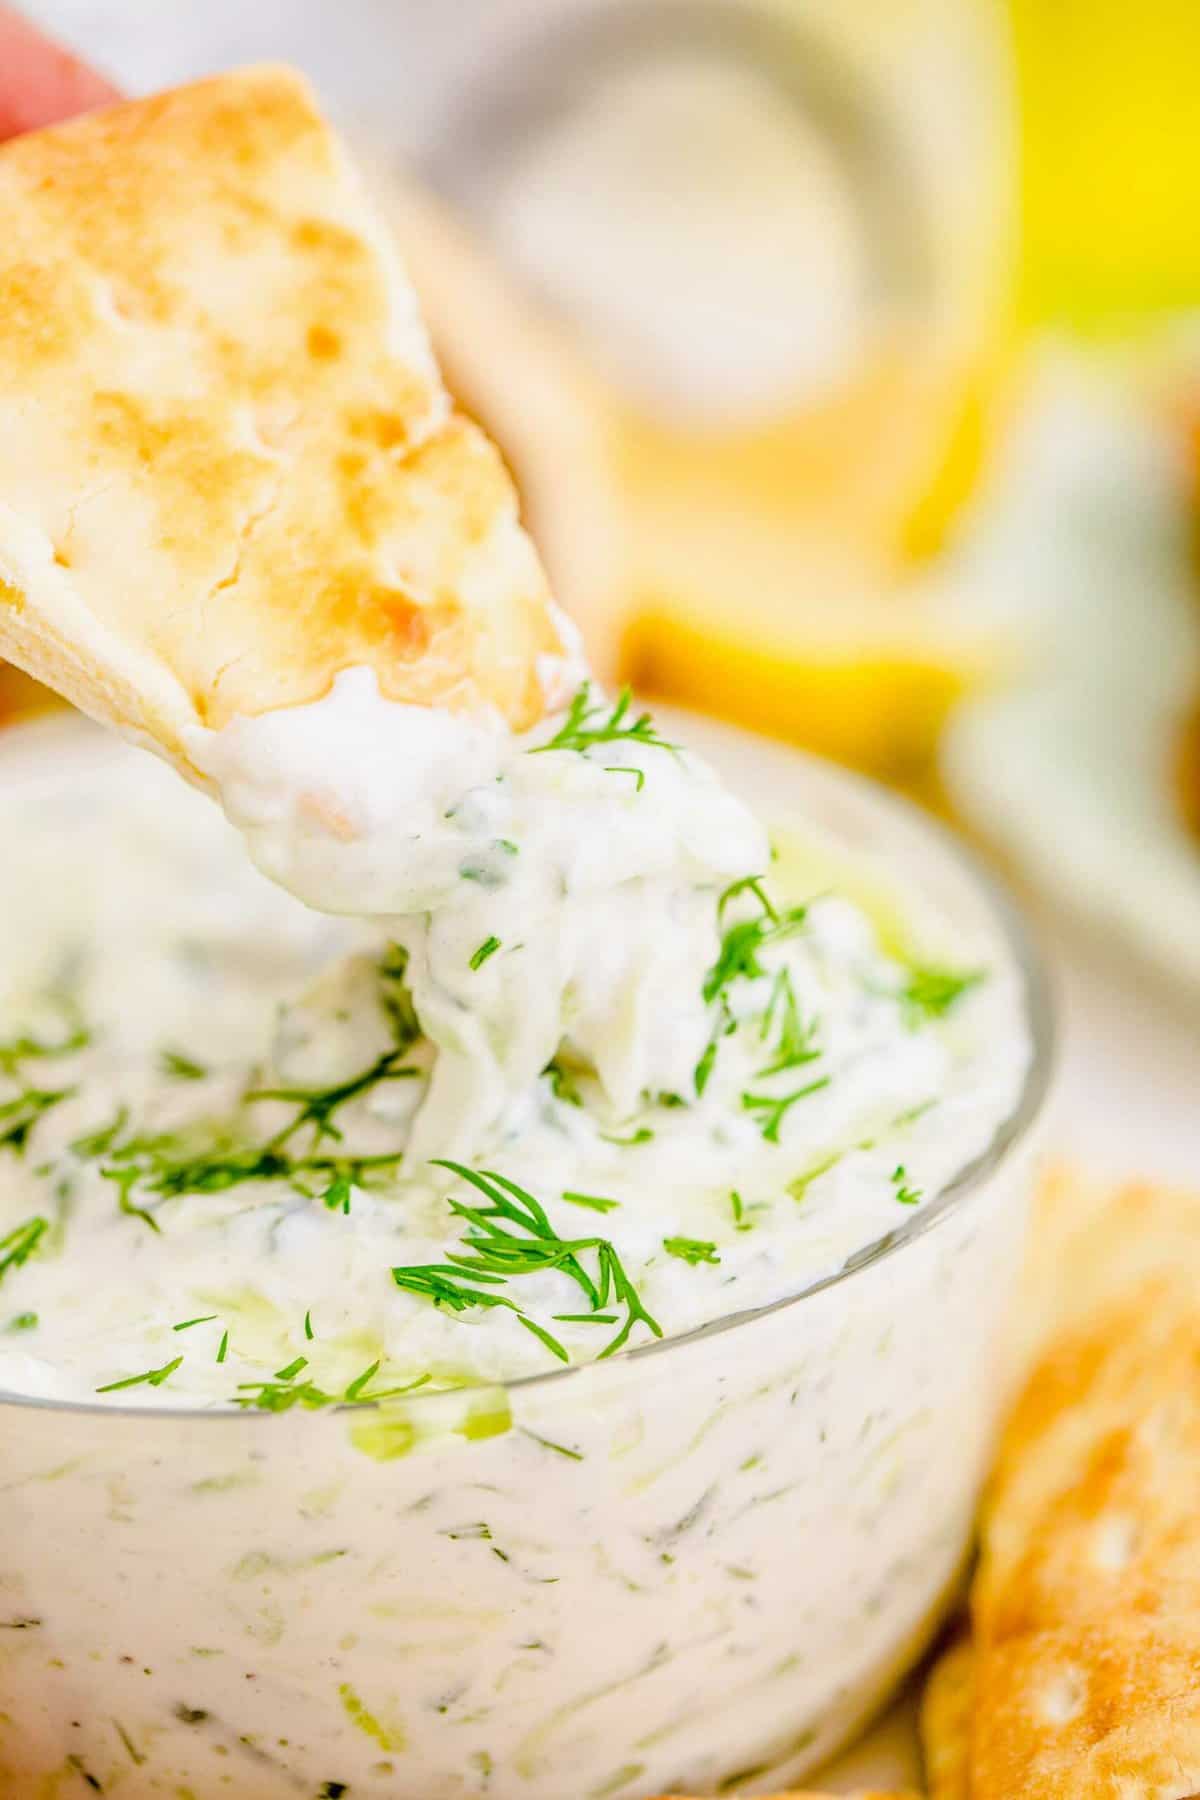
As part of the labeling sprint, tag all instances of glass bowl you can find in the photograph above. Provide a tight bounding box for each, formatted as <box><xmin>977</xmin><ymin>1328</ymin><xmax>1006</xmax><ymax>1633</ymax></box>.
<box><xmin>0</xmin><ymin>709</ymin><xmax>1051</xmax><ymax>1799</ymax></box>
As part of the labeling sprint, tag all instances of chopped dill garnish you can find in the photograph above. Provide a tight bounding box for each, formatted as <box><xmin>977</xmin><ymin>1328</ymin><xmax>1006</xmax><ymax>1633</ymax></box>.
<box><xmin>0</xmin><ymin>999</ymin><xmax>89</xmax><ymax>1076</ymax></box>
<box><xmin>6</xmin><ymin>1311</ymin><xmax>38</xmax><ymax>1331</ymax></box>
<box><xmin>521</xmin><ymin>1429</ymin><xmax>584</xmax><ymax>1460</ymax></box>
<box><xmin>469</xmin><ymin>936</ymin><xmax>501</xmax><ymax>972</ymax></box>
<box><xmin>741</xmin><ymin>1075</ymin><xmax>831</xmax><ymax>1144</ymax></box>
<box><xmin>663</xmin><ymin>1236</ymin><xmax>720</xmax><ymax>1266</ymax></box>
<box><xmin>96</xmin><ymin>1354</ymin><xmax>183</xmax><ymax>1395</ymax></box>
<box><xmin>552</xmin><ymin>1312</ymin><xmax>619</xmax><ymax>1324</ymax></box>
<box><xmin>694</xmin><ymin>998</ymin><xmax>735</xmax><ymax>1096</ymax></box>
<box><xmin>70</xmin><ymin>1108</ymin><xmax>129</xmax><ymax>1160</ymax></box>
<box><xmin>604</xmin><ymin>765</ymin><xmax>645</xmax><ymax>792</ymax></box>
<box><xmin>758</xmin><ymin>970</ymin><xmax>820</xmax><ymax>1077</ymax></box>
<box><xmin>891</xmin><ymin>1164</ymin><xmax>922</xmax><ymax>1206</ymax></box>
<box><xmin>159</xmin><ymin>1049</ymin><xmax>208</xmax><ymax>1082</ymax></box>
<box><xmin>216</xmin><ymin>1330</ymin><xmax>229</xmax><ymax>1365</ymax></box>
<box><xmin>323</xmin><ymin>1172</ymin><xmax>353</xmax><ymax>1215</ymax></box>
<box><xmin>703</xmin><ymin>886</ymin><xmax>808</xmax><ymax>1006</ymax></box>
<box><xmin>717</xmin><ymin>875</ymin><xmax>776</xmax><ymax>925</ymax></box>
<box><xmin>730</xmin><ymin>1191</ymin><xmax>752</xmax><ymax>1232</ymax></box>
<box><xmin>561</xmin><ymin>1190</ymin><xmax>620</xmax><ymax>1214</ymax></box>
<box><xmin>392</xmin><ymin>1162</ymin><xmax>661</xmax><ymax>1363</ymax></box>
<box><xmin>248</xmin><ymin>1048</ymin><xmax>417</xmax><ymax>1151</ymax></box>
<box><xmin>543</xmin><ymin>1057</ymin><xmax>584</xmax><ymax>1108</ymax></box>
<box><xmin>304</xmin><ymin>1310</ymin><xmax>315</xmax><ymax>1341</ymax></box>
<box><xmin>532</xmin><ymin>683</ymin><xmax>679</xmax><ymax>759</ymax></box>
<box><xmin>0</xmin><ymin>1216</ymin><xmax>48</xmax><ymax>1283</ymax></box>
<box><xmin>172</xmin><ymin>1314</ymin><xmax>218</xmax><ymax>1333</ymax></box>
<box><xmin>233</xmin><ymin>1355</ymin><xmax>428</xmax><ymax>1413</ymax></box>
<box><xmin>600</xmin><ymin>1125</ymin><xmax>654</xmax><ymax>1147</ymax></box>
<box><xmin>899</xmin><ymin>964</ymin><xmax>983</xmax><ymax>1024</ymax></box>
<box><xmin>377</xmin><ymin>944</ymin><xmax>421</xmax><ymax>1054</ymax></box>
<box><xmin>0</xmin><ymin>1084</ymin><xmax>74</xmax><ymax>1157</ymax></box>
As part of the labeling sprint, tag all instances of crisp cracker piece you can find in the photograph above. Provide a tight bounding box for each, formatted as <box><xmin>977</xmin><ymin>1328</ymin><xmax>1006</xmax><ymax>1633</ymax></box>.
<box><xmin>0</xmin><ymin>68</ymin><xmax>566</xmax><ymax>779</ymax></box>
<box><xmin>923</xmin><ymin>1173</ymin><xmax>1200</xmax><ymax>1799</ymax></box>
<box><xmin>922</xmin><ymin>1633</ymin><xmax>974</xmax><ymax>1800</ymax></box>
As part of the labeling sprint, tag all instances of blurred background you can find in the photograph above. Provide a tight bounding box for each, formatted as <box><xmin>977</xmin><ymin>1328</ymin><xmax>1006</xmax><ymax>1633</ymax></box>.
<box><xmin>4</xmin><ymin>0</ymin><xmax>1200</xmax><ymax>1183</ymax></box>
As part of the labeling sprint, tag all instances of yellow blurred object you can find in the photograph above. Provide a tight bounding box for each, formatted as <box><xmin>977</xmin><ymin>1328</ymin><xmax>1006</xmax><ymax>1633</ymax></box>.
<box><xmin>427</xmin><ymin>0</ymin><xmax>1019</xmax><ymax>778</ymax></box>
<box><xmin>1010</xmin><ymin>0</ymin><xmax>1200</xmax><ymax>327</ymax></box>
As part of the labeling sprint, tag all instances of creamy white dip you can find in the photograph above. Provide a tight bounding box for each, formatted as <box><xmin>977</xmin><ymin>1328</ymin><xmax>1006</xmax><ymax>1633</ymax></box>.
<box><xmin>0</xmin><ymin>696</ymin><xmax>1039</xmax><ymax>1799</ymax></box>
<box><xmin>0</xmin><ymin>678</ymin><xmax>1026</xmax><ymax>1405</ymax></box>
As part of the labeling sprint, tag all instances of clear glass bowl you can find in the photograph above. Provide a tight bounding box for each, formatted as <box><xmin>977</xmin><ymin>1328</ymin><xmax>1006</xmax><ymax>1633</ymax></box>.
<box><xmin>0</xmin><ymin>711</ymin><xmax>1052</xmax><ymax>1799</ymax></box>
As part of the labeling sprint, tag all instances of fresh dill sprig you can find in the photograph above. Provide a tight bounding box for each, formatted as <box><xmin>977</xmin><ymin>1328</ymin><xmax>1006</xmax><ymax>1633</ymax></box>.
<box><xmin>532</xmin><ymin>683</ymin><xmax>679</xmax><ymax>759</ymax></box>
<box><xmin>741</xmin><ymin>1075</ymin><xmax>831</xmax><ymax>1144</ymax></box>
<box><xmin>0</xmin><ymin>1216</ymin><xmax>48</xmax><ymax>1283</ymax></box>
<box><xmin>469</xmin><ymin>936</ymin><xmax>501</xmax><ymax>972</ymax></box>
<box><xmin>392</xmin><ymin>1162</ymin><xmax>662</xmax><ymax>1363</ymax></box>
<box><xmin>729</xmin><ymin>1191</ymin><xmax>752</xmax><ymax>1232</ymax></box>
<box><xmin>172</xmin><ymin>1314</ymin><xmax>218</xmax><ymax>1333</ymax></box>
<box><xmin>703</xmin><ymin>885</ymin><xmax>809</xmax><ymax>1006</ymax></box>
<box><xmin>758</xmin><ymin>969</ymin><xmax>820</xmax><ymax>1077</ymax></box>
<box><xmin>248</xmin><ymin>1048</ymin><xmax>417</xmax><ymax>1151</ymax></box>
<box><xmin>96</xmin><ymin>1354</ymin><xmax>183</xmax><ymax>1395</ymax></box>
<box><xmin>233</xmin><ymin>1355</ymin><xmax>429</xmax><ymax>1413</ymax></box>
<box><xmin>663</xmin><ymin>1236</ymin><xmax>720</xmax><ymax>1266</ymax></box>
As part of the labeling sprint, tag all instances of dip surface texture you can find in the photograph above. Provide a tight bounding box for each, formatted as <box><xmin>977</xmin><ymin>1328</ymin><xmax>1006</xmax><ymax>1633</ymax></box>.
<box><xmin>0</xmin><ymin>705</ymin><xmax>1038</xmax><ymax>1799</ymax></box>
<box><xmin>0</xmin><ymin>684</ymin><xmax>1026</xmax><ymax>1405</ymax></box>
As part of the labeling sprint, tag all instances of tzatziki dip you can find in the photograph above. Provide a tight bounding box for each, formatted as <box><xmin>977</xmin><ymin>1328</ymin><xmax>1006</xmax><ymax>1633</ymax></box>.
<box><xmin>0</xmin><ymin>691</ymin><xmax>1043</xmax><ymax>1799</ymax></box>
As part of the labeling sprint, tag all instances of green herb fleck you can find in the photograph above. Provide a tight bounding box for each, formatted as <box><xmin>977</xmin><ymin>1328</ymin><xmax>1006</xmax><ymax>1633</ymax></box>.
<box><xmin>900</xmin><ymin>964</ymin><xmax>983</xmax><ymax>1023</ymax></box>
<box><xmin>159</xmin><ymin>1049</ymin><xmax>208</xmax><ymax>1082</ymax></box>
<box><xmin>533</xmin><ymin>683</ymin><xmax>679</xmax><ymax>758</ymax></box>
<box><xmin>892</xmin><ymin>1163</ymin><xmax>922</xmax><ymax>1206</ymax></box>
<box><xmin>96</xmin><ymin>1355</ymin><xmax>183</xmax><ymax>1395</ymax></box>
<box><xmin>469</xmin><ymin>935</ymin><xmax>501</xmax><ymax>971</ymax></box>
<box><xmin>172</xmin><ymin>1314</ymin><xmax>217</xmax><ymax>1333</ymax></box>
<box><xmin>741</xmin><ymin>1075</ymin><xmax>831</xmax><ymax>1144</ymax></box>
<box><xmin>561</xmin><ymin>1190</ymin><xmax>620</xmax><ymax>1214</ymax></box>
<box><xmin>0</xmin><ymin>1216</ymin><xmax>48</xmax><ymax>1283</ymax></box>
<box><xmin>663</xmin><ymin>1236</ymin><xmax>721</xmax><ymax>1266</ymax></box>
<box><xmin>604</xmin><ymin>764</ymin><xmax>646</xmax><ymax>792</ymax></box>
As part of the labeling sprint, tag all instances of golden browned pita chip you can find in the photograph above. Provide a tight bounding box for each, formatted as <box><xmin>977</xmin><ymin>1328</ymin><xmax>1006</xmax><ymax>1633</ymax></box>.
<box><xmin>922</xmin><ymin>1633</ymin><xmax>974</xmax><ymax>1800</ymax></box>
<box><xmin>653</xmin><ymin>1791</ymin><xmax>917</xmax><ymax>1799</ymax></box>
<box><xmin>923</xmin><ymin>1172</ymin><xmax>1200</xmax><ymax>1799</ymax></box>
<box><xmin>0</xmin><ymin>67</ymin><xmax>567</xmax><ymax>780</ymax></box>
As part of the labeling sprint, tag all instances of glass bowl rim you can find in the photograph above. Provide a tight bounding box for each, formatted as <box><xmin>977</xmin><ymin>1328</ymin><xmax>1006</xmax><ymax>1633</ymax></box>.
<box><xmin>0</xmin><ymin>708</ymin><xmax>1054</xmax><ymax>1423</ymax></box>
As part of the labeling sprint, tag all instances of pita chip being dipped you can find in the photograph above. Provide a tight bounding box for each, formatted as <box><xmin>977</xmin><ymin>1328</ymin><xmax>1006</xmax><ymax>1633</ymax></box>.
<box><xmin>0</xmin><ymin>67</ymin><xmax>569</xmax><ymax>781</ymax></box>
